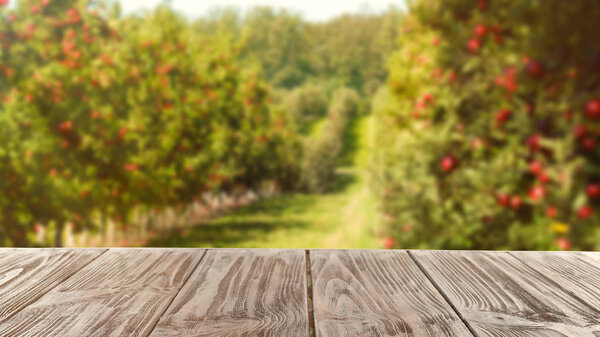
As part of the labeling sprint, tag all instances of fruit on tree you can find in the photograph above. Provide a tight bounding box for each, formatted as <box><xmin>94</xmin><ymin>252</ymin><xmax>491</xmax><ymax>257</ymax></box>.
<box><xmin>510</xmin><ymin>196</ymin><xmax>523</xmax><ymax>210</ymax></box>
<box><xmin>556</xmin><ymin>238</ymin><xmax>571</xmax><ymax>250</ymax></box>
<box><xmin>495</xmin><ymin>108</ymin><xmax>511</xmax><ymax>125</ymax></box>
<box><xmin>525</xmin><ymin>59</ymin><xmax>543</xmax><ymax>77</ymax></box>
<box><xmin>59</xmin><ymin>121</ymin><xmax>73</xmax><ymax>132</ymax></box>
<box><xmin>546</xmin><ymin>207</ymin><xmax>558</xmax><ymax>218</ymax></box>
<box><xmin>529</xmin><ymin>161</ymin><xmax>543</xmax><ymax>175</ymax></box>
<box><xmin>526</xmin><ymin>134</ymin><xmax>541</xmax><ymax>151</ymax></box>
<box><xmin>586</xmin><ymin>99</ymin><xmax>600</xmax><ymax>119</ymax></box>
<box><xmin>587</xmin><ymin>184</ymin><xmax>600</xmax><ymax>198</ymax></box>
<box><xmin>528</xmin><ymin>186</ymin><xmax>546</xmax><ymax>201</ymax></box>
<box><xmin>577</xmin><ymin>205</ymin><xmax>593</xmax><ymax>220</ymax></box>
<box><xmin>440</xmin><ymin>155</ymin><xmax>459</xmax><ymax>172</ymax></box>
<box><xmin>467</xmin><ymin>38</ymin><xmax>481</xmax><ymax>53</ymax></box>
<box><xmin>384</xmin><ymin>237</ymin><xmax>395</xmax><ymax>249</ymax></box>
<box><xmin>497</xmin><ymin>193</ymin><xmax>509</xmax><ymax>207</ymax></box>
<box><xmin>474</xmin><ymin>24</ymin><xmax>487</xmax><ymax>37</ymax></box>
<box><xmin>573</xmin><ymin>124</ymin><xmax>587</xmax><ymax>138</ymax></box>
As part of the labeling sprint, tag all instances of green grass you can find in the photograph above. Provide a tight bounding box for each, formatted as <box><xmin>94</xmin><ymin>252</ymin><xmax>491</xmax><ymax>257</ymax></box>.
<box><xmin>298</xmin><ymin>116</ymin><xmax>328</xmax><ymax>138</ymax></box>
<box><xmin>148</xmin><ymin>114</ymin><xmax>382</xmax><ymax>249</ymax></box>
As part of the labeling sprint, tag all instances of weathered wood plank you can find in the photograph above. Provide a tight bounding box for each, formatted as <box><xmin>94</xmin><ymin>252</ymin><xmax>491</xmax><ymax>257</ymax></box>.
<box><xmin>0</xmin><ymin>248</ymin><xmax>204</xmax><ymax>337</ymax></box>
<box><xmin>151</xmin><ymin>249</ymin><xmax>310</xmax><ymax>337</ymax></box>
<box><xmin>509</xmin><ymin>251</ymin><xmax>600</xmax><ymax>314</ymax></box>
<box><xmin>0</xmin><ymin>248</ymin><xmax>105</xmax><ymax>323</ymax></box>
<box><xmin>412</xmin><ymin>250</ymin><xmax>600</xmax><ymax>336</ymax></box>
<box><xmin>310</xmin><ymin>249</ymin><xmax>473</xmax><ymax>337</ymax></box>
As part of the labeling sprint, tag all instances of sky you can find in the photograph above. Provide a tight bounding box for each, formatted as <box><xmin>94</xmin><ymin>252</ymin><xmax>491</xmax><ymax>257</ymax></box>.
<box><xmin>118</xmin><ymin>0</ymin><xmax>404</xmax><ymax>22</ymax></box>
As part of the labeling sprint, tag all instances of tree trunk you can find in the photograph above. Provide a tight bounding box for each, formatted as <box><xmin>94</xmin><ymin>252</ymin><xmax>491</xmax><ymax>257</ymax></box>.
<box><xmin>54</xmin><ymin>221</ymin><xmax>63</xmax><ymax>247</ymax></box>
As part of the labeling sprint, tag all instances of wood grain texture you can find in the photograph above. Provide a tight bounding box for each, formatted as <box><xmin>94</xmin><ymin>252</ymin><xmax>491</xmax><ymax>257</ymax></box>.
<box><xmin>412</xmin><ymin>250</ymin><xmax>600</xmax><ymax>337</ymax></box>
<box><xmin>150</xmin><ymin>249</ymin><xmax>310</xmax><ymax>337</ymax></box>
<box><xmin>0</xmin><ymin>248</ymin><xmax>204</xmax><ymax>337</ymax></box>
<box><xmin>0</xmin><ymin>248</ymin><xmax>105</xmax><ymax>323</ymax></box>
<box><xmin>310</xmin><ymin>249</ymin><xmax>473</xmax><ymax>337</ymax></box>
<box><xmin>509</xmin><ymin>252</ymin><xmax>600</xmax><ymax>316</ymax></box>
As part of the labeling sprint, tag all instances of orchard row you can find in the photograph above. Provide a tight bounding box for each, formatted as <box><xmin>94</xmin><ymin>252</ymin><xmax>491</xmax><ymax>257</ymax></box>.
<box><xmin>0</xmin><ymin>0</ymin><xmax>299</xmax><ymax>245</ymax></box>
<box><xmin>374</xmin><ymin>0</ymin><xmax>600</xmax><ymax>250</ymax></box>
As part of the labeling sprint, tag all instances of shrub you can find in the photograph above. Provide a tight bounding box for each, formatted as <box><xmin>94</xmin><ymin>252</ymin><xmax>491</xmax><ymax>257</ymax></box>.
<box><xmin>284</xmin><ymin>85</ymin><xmax>328</xmax><ymax>125</ymax></box>
<box><xmin>301</xmin><ymin>87</ymin><xmax>359</xmax><ymax>193</ymax></box>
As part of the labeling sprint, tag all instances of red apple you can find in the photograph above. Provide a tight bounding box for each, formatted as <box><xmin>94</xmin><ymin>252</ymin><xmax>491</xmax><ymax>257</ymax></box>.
<box><xmin>495</xmin><ymin>108</ymin><xmax>511</xmax><ymax>125</ymax></box>
<box><xmin>59</xmin><ymin>120</ymin><xmax>73</xmax><ymax>131</ymax></box>
<box><xmin>546</xmin><ymin>207</ymin><xmax>558</xmax><ymax>218</ymax></box>
<box><xmin>556</xmin><ymin>238</ymin><xmax>571</xmax><ymax>251</ymax></box>
<box><xmin>587</xmin><ymin>184</ymin><xmax>600</xmax><ymax>198</ymax></box>
<box><xmin>440</xmin><ymin>155</ymin><xmax>459</xmax><ymax>172</ymax></box>
<box><xmin>573</xmin><ymin>124</ymin><xmax>587</xmax><ymax>139</ymax></box>
<box><xmin>123</xmin><ymin>163</ymin><xmax>138</xmax><ymax>172</ymax></box>
<box><xmin>577</xmin><ymin>205</ymin><xmax>593</xmax><ymax>220</ymax></box>
<box><xmin>496</xmin><ymin>193</ymin><xmax>509</xmax><ymax>207</ymax></box>
<box><xmin>510</xmin><ymin>196</ymin><xmax>523</xmax><ymax>210</ymax></box>
<box><xmin>526</xmin><ymin>134</ymin><xmax>541</xmax><ymax>151</ymax></box>
<box><xmin>529</xmin><ymin>161</ymin><xmax>543</xmax><ymax>175</ymax></box>
<box><xmin>582</xmin><ymin>137</ymin><xmax>596</xmax><ymax>151</ymax></box>
<box><xmin>0</xmin><ymin>0</ymin><xmax>8</xmax><ymax>6</ymax></box>
<box><xmin>448</xmin><ymin>71</ymin><xmax>458</xmax><ymax>83</ymax></box>
<box><xmin>586</xmin><ymin>99</ymin><xmax>600</xmax><ymax>119</ymax></box>
<box><xmin>528</xmin><ymin>186</ymin><xmax>546</xmax><ymax>201</ymax></box>
<box><xmin>422</xmin><ymin>92</ymin><xmax>435</xmax><ymax>105</ymax></box>
<box><xmin>383</xmin><ymin>237</ymin><xmax>395</xmax><ymax>249</ymax></box>
<box><xmin>538</xmin><ymin>172</ymin><xmax>551</xmax><ymax>184</ymax></box>
<box><xmin>118</xmin><ymin>127</ymin><xmax>127</xmax><ymax>139</ymax></box>
<box><xmin>526</xmin><ymin>59</ymin><xmax>543</xmax><ymax>77</ymax></box>
<box><xmin>467</xmin><ymin>38</ymin><xmax>481</xmax><ymax>53</ymax></box>
<box><xmin>67</xmin><ymin>8</ymin><xmax>80</xmax><ymax>22</ymax></box>
<box><xmin>474</xmin><ymin>24</ymin><xmax>487</xmax><ymax>37</ymax></box>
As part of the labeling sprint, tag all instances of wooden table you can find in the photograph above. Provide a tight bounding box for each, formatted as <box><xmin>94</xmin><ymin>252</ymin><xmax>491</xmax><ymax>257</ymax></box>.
<box><xmin>0</xmin><ymin>249</ymin><xmax>599</xmax><ymax>336</ymax></box>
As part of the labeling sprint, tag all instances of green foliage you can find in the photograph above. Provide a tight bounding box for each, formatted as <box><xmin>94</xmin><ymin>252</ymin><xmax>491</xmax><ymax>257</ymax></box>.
<box><xmin>0</xmin><ymin>0</ymin><xmax>299</xmax><ymax>246</ymax></box>
<box><xmin>305</xmin><ymin>10</ymin><xmax>403</xmax><ymax>95</ymax></box>
<box><xmin>375</xmin><ymin>0</ymin><xmax>600</xmax><ymax>250</ymax></box>
<box><xmin>283</xmin><ymin>85</ymin><xmax>328</xmax><ymax>125</ymax></box>
<box><xmin>148</xmin><ymin>117</ymin><xmax>381</xmax><ymax>249</ymax></box>
<box><xmin>301</xmin><ymin>88</ymin><xmax>359</xmax><ymax>193</ymax></box>
<box><xmin>193</xmin><ymin>7</ymin><xmax>403</xmax><ymax>94</ymax></box>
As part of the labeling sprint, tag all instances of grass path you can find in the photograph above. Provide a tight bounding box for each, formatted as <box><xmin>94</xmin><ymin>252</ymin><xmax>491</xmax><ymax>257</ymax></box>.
<box><xmin>149</xmin><ymin>114</ymin><xmax>382</xmax><ymax>248</ymax></box>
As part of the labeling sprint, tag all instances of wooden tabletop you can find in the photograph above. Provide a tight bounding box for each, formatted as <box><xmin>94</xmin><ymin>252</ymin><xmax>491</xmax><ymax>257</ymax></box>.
<box><xmin>0</xmin><ymin>249</ymin><xmax>599</xmax><ymax>336</ymax></box>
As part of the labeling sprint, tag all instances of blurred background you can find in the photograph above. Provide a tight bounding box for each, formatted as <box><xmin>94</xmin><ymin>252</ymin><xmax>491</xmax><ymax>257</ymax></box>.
<box><xmin>0</xmin><ymin>0</ymin><xmax>598</xmax><ymax>250</ymax></box>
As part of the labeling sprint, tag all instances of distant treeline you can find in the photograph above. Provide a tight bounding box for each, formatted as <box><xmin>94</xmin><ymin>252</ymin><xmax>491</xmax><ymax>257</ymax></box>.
<box><xmin>192</xmin><ymin>6</ymin><xmax>403</xmax><ymax>95</ymax></box>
